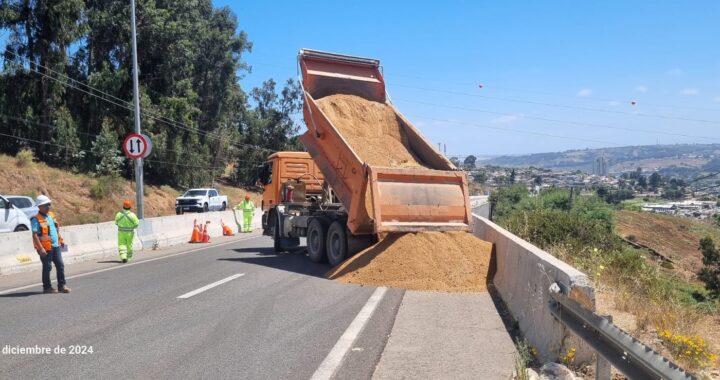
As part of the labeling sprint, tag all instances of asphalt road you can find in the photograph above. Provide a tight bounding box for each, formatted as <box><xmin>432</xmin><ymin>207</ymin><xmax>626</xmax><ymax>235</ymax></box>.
<box><xmin>0</xmin><ymin>235</ymin><xmax>403</xmax><ymax>379</ymax></box>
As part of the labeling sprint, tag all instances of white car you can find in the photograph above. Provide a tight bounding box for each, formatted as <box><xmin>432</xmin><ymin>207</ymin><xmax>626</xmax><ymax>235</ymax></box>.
<box><xmin>6</xmin><ymin>195</ymin><xmax>39</xmax><ymax>219</ymax></box>
<box><xmin>175</xmin><ymin>188</ymin><xmax>228</xmax><ymax>214</ymax></box>
<box><xmin>0</xmin><ymin>195</ymin><xmax>32</xmax><ymax>233</ymax></box>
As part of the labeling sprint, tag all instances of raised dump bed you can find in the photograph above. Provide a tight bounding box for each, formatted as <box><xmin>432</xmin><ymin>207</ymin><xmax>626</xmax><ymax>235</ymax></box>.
<box><xmin>298</xmin><ymin>49</ymin><xmax>471</xmax><ymax>236</ymax></box>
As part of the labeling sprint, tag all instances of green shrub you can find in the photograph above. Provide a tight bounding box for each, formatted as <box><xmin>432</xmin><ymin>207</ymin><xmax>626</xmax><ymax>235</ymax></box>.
<box><xmin>90</xmin><ymin>176</ymin><xmax>121</xmax><ymax>199</ymax></box>
<box><xmin>15</xmin><ymin>149</ymin><xmax>35</xmax><ymax>167</ymax></box>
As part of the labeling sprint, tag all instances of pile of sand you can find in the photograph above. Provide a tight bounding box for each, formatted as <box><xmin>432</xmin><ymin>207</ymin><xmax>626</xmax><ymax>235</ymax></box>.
<box><xmin>326</xmin><ymin>232</ymin><xmax>493</xmax><ymax>293</ymax></box>
<box><xmin>315</xmin><ymin>94</ymin><xmax>428</xmax><ymax>169</ymax></box>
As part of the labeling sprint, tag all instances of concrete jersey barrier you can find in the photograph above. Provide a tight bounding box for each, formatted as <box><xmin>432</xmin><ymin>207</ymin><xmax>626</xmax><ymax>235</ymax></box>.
<box><xmin>0</xmin><ymin>209</ymin><xmax>262</xmax><ymax>276</ymax></box>
<box><xmin>472</xmin><ymin>213</ymin><xmax>595</xmax><ymax>364</ymax></box>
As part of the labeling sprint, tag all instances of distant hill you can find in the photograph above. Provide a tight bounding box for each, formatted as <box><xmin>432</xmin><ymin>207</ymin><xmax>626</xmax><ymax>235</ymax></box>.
<box><xmin>478</xmin><ymin>144</ymin><xmax>720</xmax><ymax>174</ymax></box>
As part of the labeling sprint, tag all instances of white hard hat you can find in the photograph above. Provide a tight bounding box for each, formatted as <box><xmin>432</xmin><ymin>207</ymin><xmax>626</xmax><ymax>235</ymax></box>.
<box><xmin>36</xmin><ymin>195</ymin><xmax>52</xmax><ymax>206</ymax></box>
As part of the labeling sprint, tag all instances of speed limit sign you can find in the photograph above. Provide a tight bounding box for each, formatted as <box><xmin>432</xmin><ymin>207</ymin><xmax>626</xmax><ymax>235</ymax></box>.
<box><xmin>123</xmin><ymin>133</ymin><xmax>152</xmax><ymax>159</ymax></box>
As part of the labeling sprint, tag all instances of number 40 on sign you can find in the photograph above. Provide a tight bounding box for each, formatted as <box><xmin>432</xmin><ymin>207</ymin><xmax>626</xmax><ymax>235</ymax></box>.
<box><xmin>122</xmin><ymin>133</ymin><xmax>152</xmax><ymax>159</ymax></box>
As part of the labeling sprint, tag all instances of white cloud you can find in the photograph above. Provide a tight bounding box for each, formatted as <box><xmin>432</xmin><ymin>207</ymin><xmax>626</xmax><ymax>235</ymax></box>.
<box><xmin>713</xmin><ymin>96</ymin><xmax>720</xmax><ymax>103</ymax></box>
<box><xmin>635</xmin><ymin>85</ymin><xmax>648</xmax><ymax>93</ymax></box>
<box><xmin>682</xmin><ymin>88</ymin><xmax>700</xmax><ymax>96</ymax></box>
<box><xmin>490</xmin><ymin>114</ymin><xmax>524</xmax><ymax>124</ymax></box>
<box><xmin>665</xmin><ymin>68</ymin><xmax>685</xmax><ymax>76</ymax></box>
<box><xmin>577</xmin><ymin>88</ymin><xmax>592</xmax><ymax>97</ymax></box>
<box><xmin>608</xmin><ymin>101</ymin><xmax>621</xmax><ymax>107</ymax></box>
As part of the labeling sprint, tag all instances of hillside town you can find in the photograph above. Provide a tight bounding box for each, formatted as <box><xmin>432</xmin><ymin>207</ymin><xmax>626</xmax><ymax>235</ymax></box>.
<box><xmin>465</xmin><ymin>160</ymin><xmax>720</xmax><ymax>220</ymax></box>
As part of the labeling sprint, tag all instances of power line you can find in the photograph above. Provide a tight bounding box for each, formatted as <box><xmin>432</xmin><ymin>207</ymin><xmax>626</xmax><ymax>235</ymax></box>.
<box><xmin>387</xmin><ymin>73</ymin><xmax>720</xmax><ymax>113</ymax></box>
<box><xmin>0</xmin><ymin>60</ymin><xmax>278</xmax><ymax>154</ymax></box>
<box><xmin>389</xmin><ymin>83</ymin><xmax>720</xmax><ymax>125</ymax></box>
<box><xmin>0</xmin><ymin>131</ymin><xmax>231</xmax><ymax>171</ymax></box>
<box><xmin>406</xmin><ymin>114</ymin><xmax>622</xmax><ymax>146</ymax></box>
<box><xmin>393</xmin><ymin>98</ymin><xmax>720</xmax><ymax>141</ymax></box>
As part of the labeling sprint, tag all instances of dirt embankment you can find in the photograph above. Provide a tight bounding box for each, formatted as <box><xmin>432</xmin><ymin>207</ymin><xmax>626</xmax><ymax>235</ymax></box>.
<box><xmin>615</xmin><ymin>210</ymin><xmax>720</xmax><ymax>276</ymax></box>
<box><xmin>315</xmin><ymin>94</ymin><xmax>428</xmax><ymax>169</ymax></box>
<box><xmin>327</xmin><ymin>232</ymin><xmax>493</xmax><ymax>293</ymax></box>
<box><xmin>0</xmin><ymin>154</ymin><xmax>259</xmax><ymax>226</ymax></box>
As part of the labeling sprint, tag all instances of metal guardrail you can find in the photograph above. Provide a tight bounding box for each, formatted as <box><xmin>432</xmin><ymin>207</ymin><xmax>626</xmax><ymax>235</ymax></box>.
<box><xmin>548</xmin><ymin>283</ymin><xmax>696</xmax><ymax>380</ymax></box>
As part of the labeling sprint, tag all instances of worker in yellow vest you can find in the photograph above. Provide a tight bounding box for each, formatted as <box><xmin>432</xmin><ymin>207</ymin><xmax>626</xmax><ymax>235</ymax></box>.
<box><xmin>235</xmin><ymin>195</ymin><xmax>255</xmax><ymax>233</ymax></box>
<box><xmin>115</xmin><ymin>200</ymin><xmax>140</xmax><ymax>263</ymax></box>
<box><xmin>31</xmin><ymin>195</ymin><xmax>70</xmax><ymax>294</ymax></box>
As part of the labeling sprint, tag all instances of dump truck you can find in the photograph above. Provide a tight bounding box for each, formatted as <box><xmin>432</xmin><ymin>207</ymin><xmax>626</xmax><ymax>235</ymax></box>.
<box><xmin>257</xmin><ymin>49</ymin><xmax>472</xmax><ymax>266</ymax></box>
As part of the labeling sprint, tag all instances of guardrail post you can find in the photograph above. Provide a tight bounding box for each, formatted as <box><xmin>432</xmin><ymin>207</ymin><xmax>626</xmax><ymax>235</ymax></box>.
<box><xmin>596</xmin><ymin>355</ymin><xmax>611</xmax><ymax>380</ymax></box>
<box><xmin>595</xmin><ymin>315</ymin><xmax>612</xmax><ymax>380</ymax></box>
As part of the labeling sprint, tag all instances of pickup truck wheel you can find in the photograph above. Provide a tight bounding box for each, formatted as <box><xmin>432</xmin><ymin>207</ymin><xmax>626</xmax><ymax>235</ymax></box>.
<box><xmin>14</xmin><ymin>225</ymin><xmax>28</xmax><ymax>232</ymax></box>
<box><xmin>221</xmin><ymin>202</ymin><xmax>227</xmax><ymax>211</ymax></box>
<box><xmin>307</xmin><ymin>219</ymin><xmax>327</xmax><ymax>262</ymax></box>
<box><xmin>326</xmin><ymin>221</ymin><xmax>348</xmax><ymax>267</ymax></box>
<box><xmin>203</xmin><ymin>203</ymin><xmax>209</xmax><ymax>213</ymax></box>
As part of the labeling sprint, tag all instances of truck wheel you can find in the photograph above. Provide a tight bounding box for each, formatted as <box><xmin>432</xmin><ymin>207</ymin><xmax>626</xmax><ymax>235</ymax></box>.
<box><xmin>326</xmin><ymin>221</ymin><xmax>348</xmax><ymax>266</ymax></box>
<box><xmin>221</xmin><ymin>202</ymin><xmax>227</xmax><ymax>211</ymax></box>
<box><xmin>273</xmin><ymin>217</ymin><xmax>283</xmax><ymax>253</ymax></box>
<box><xmin>203</xmin><ymin>203</ymin><xmax>209</xmax><ymax>213</ymax></box>
<box><xmin>307</xmin><ymin>219</ymin><xmax>327</xmax><ymax>262</ymax></box>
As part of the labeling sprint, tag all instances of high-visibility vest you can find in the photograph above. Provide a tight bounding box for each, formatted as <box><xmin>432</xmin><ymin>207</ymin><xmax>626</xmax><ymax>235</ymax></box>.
<box><xmin>115</xmin><ymin>210</ymin><xmax>139</xmax><ymax>232</ymax></box>
<box><xmin>239</xmin><ymin>200</ymin><xmax>255</xmax><ymax>213</ymax></box>
<box><xmin>35</xmin><ymin>212</ymin><xmax>62</xmax><ymax>251</ymax></box>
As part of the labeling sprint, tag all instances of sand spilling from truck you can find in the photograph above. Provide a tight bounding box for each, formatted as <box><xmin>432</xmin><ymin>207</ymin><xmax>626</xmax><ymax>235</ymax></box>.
<box><xmin>326</xmin><ymin>232</ymin><xmax>493</xmax><ymax>293</ymax></box>
<box><xmin>316</xmin><ymin>94</ymin><xmax>428</xmax><ymax>169</ymax></box>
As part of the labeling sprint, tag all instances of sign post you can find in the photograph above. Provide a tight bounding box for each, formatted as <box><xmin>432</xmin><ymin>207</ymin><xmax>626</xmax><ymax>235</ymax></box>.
<box><xmin>130</xmin><ymin>0</ymin><xmax>143</xmax><ymax>218</ymax></box>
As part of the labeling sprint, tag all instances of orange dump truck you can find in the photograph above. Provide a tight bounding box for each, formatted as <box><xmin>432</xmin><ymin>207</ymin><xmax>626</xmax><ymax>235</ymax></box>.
<box><xmin>257</xmin><ymin>49</ymin><xmax>471</xmax><ymax>265</ymax></box>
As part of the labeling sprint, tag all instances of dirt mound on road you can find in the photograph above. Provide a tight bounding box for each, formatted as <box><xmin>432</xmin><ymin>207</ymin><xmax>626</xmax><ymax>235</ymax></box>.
<box><xmin>315</xmin><ymin>94</ymin><xmax>427</xmax><ymax>169</ymax></box>
<box><xmin>326</xmin><ymin>232</ymin><xmax>493</xmax><ymax>293</ymax></box>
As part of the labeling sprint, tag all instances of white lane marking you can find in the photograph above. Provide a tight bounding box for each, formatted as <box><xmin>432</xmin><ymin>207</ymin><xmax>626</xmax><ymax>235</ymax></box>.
<box><xmin>177</xmin><ymin>273</ymin><xmax>245</xmax><ymax>299</ymax></box>
<box><xmin>311</xmin><ymin>287</ymin><xmax>388</xmax><ymax>380</ymax></box>
<box><xmin>0</xmin><ymin>235</ymin><xmax>263</xmax><ymax>295</ymax></box>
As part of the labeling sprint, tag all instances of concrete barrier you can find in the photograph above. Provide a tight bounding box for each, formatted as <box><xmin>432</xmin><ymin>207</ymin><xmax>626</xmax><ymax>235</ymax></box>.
<box><xmin>472</xmin><ymin>213</ymin><xmax>595</xmax><ymax>363</ymax></box>
<box><xmin>0</xmin><ymin>208</ymin><xmax>263</xmax><ymax>276</ymax></box>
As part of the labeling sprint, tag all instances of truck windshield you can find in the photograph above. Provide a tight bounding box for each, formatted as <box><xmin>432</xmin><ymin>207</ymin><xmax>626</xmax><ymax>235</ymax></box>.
<box><xmin>183</xmin><ymin>190</ymin><xmax>207</xmax><ymax>197</ymax></box>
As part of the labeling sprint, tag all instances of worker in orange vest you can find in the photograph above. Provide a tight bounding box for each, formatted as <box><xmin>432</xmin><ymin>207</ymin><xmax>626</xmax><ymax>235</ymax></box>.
<box><xmin>31</xmin><ymin>195</ymin><xmax>70</xmax><ymax>294</ymax></box>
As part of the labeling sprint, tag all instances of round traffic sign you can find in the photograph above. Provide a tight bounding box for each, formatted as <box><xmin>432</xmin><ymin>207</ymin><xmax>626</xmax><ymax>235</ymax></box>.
<box><xmin>123</xmin><ymin>133</ymin><xmax>152</xmax><ymax>159</ymax></box>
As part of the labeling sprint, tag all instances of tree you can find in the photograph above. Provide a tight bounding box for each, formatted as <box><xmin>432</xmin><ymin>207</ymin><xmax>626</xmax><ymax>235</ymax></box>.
<box><xmin>508</xmin><ymin>169</ymin><xmax>516</xmax><ymax>184</ymax></box>
<box><xmin>473</xmin><ymin>171</ymin><xmax>487</xmax><ymax>184</ymax></box>
<box><xmin>233</xmin><ymin>78</ymin><xmax>303</xmax><ymax>186</ymax></box>
<box><xmin>463</xmin><ymin>155</ymin><xmax>476</xmax><ymax>170</ymax></box>
<box><xmin>637</xmin><ymin>175</ymin><xmax>647</xmax><ymax>189</ymax></box>
<box><xmin>698</xmin><ymin>236</ymin><xmax>720</xmax><ymax>296</ymax></box>
<box><xmin>449</xmin><ymin>157</ymin><xmax>460</xmax><ymax>168</ymax></box>
<box><xmin>91</xmin><ymin>119</ymin><xmax>123</xmax><ymax>177</ymax></box>
<box><xmin>649</xmin><ymin>172</ymin><xmax>662</xmax><ymax>190</ymax></box>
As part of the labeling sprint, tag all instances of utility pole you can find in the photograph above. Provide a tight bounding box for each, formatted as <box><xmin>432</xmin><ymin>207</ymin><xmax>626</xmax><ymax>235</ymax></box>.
<box><xmin>130</xmin><ymin>0</ymin><xmax>143</xmax><ymax>218</ymax></box>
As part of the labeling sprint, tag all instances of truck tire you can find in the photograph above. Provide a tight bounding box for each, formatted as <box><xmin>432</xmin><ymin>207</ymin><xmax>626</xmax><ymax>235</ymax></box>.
<box><xmin>203</xmin><ymin>203</ymin><xmax>209</xmax><ymax>213</ymax></box>
<box><xmin>221</xmin><ymin>202</ymin><xmax>227</xmax><ymax>211</ymax></box>
<box><xmin>14</xmin><ymin>225</ymin><xmax>28</xmax><ymax>232</ymax></box>
<box><xmin>326</xmin><ymin>221</ymin><xmax>348</xmax><ymax>267</ymax></box>
<box><xmin>273</xmin><ymin>216</ymin><xmax>283</xmax><ymax>253</ymax></box>
<box><xmin>307</xmin><ymin>218</ymin><xmax>327</xmax><ymax>262</ymax></box>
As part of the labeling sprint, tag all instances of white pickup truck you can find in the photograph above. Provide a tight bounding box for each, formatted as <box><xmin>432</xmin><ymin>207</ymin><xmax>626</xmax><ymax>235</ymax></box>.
<box><xmin>175</xmin><ymin>188</ymin><xmax>228</xmax><ymax>214</ymax></box>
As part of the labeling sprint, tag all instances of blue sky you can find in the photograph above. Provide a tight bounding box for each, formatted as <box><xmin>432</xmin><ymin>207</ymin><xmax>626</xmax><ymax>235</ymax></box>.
<box><xmin>221</xmin><ymin>0</ymin><xmax>720</xmax><ymax>157</ymax></box>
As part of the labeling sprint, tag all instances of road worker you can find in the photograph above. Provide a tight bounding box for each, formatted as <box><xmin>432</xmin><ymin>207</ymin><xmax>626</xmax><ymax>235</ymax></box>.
<box><xmin>31</xmin><ymin>195</ymin><xmax>70</xmax><ymax>293</ymax></box>
<box><xmin>115</xmin><ymin>200</ymin><xmax>140</xmax><ymax>263</ymax></box>
<box><xmin>235</xmin><ymin>195</ymin><xmax>255</xmax><ymax>233</ymax></box>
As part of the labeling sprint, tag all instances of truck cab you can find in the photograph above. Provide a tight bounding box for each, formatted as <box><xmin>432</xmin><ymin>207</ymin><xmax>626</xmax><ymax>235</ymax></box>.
<box><xmin>257</xmin><ymin>152</ymin><xmax>325</xmax><ymax>229</ymax></box>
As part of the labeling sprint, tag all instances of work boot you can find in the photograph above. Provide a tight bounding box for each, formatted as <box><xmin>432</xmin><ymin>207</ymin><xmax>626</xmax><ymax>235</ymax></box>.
<box><xmin>58</xmin><ymin>287</ymin><xmax>71</xmax><ymax>293</ymax></box>
<box><xmin>43</xmin><ymin>287</ymin><xmax>58</xmax><ymax>294</ymax></box>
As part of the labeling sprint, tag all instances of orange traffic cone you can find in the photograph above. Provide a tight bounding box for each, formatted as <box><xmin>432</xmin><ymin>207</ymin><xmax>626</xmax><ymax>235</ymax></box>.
<box><xmin>189</xmin><ymin>219</ymin><xmax>202</xmax><ymax>243</ymax></box>
<box><xmin>221</xmin><ymin>219</ymin><xmax>234</xmax><ymax>236</ymax></box>
<box><xmin>202</xmin><ymin>221</ymin><xmax>211</xmax><ymax>243</ymax></box>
